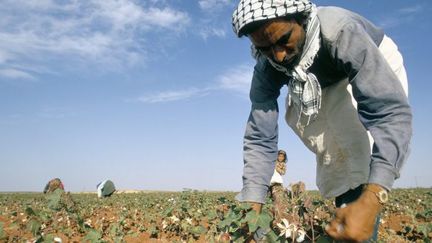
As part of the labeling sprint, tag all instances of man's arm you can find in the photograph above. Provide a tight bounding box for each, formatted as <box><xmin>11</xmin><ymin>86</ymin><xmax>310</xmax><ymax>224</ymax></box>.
<box><xmin>332</xmin><ymin>22</ymin><xmax>412</xmax><ymax>190</ymax></box>
<box><xmin>326</xmin><ymin>22</ymin><xmax>412</xmax><ymax>241</ymax></box>
<box><xmin>236</xmin><ymin>58</ymin><xmax>285</xmax><ymax>204</ymax></box>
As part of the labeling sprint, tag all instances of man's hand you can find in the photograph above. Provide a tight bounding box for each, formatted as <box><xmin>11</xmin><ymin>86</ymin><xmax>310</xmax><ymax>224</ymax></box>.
<box><xmin>325</xmin><ymin>184</ymin><xmax>385</xmax><ymax>242</ymax></box>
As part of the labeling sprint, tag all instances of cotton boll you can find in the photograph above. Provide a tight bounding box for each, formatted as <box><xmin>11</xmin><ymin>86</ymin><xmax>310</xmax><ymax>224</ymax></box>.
<box><xmin>296</xmin><ymin>229</ymin><xmax>306</xmax><ymax>242</ymax></box>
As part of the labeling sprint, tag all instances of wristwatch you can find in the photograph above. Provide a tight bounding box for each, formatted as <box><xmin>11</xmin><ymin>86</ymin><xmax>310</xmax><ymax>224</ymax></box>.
<box><xmin>365</xmin><ymin>184</ymin><xmax>389</xmax><ymax>204</ymax></box>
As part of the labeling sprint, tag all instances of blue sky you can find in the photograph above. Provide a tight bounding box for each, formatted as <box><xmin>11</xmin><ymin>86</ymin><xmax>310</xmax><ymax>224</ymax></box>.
<box><xmin>1</xmin><ymin>0</ymin><xmax>431</xmax><ymax>192</ymax></box>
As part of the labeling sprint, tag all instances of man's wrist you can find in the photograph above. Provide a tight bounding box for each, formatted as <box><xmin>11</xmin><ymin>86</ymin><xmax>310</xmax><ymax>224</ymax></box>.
<box><xmin>364</xmin><ymin>184</ymin><xmax>389</xmax><ymax>204</ymax></box>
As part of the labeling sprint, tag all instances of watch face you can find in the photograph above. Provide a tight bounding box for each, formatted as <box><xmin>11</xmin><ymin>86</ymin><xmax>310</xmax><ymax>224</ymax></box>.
<box><xmin>378</xmin><ymin>190</ymin><xmax>388</xmax><ymax>203</ymax></box>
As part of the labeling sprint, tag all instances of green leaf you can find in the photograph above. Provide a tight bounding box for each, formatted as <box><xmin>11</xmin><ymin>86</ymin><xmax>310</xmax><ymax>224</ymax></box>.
<box><xmin>38</xmin><ymin>211</ymin><xmax>51</xmax><ymax>222</ymax></box>
<box><xmin>256</xmin><ymin>211</ymin><xmax>272</xmax><ymax>231</ymax></box>
<box><xmin>25</xmin><ymin>207</ymin><xmax>36</xmax><ymax>216</ymax></box>
<box><xmin>417</xmin><ymin>223</ymin><xmax>432</xmax><ymax>238</ymax></box>
<box><xmin>138</xmin><ymin>225</ymin><xmax>146</xmax><ymax>232</ymax></box>
<box><xmin>148</xmin><ymin>225</ymin><xmax>158</xmax><ymax>238</ymax></box>
<box><xmin>239</xmin><ymin>203</ymin><xmax>252</xmax><ymax>211</ymax></box>
<box><xmin>218</xmin><ymin>197</ymin><xmax>227</xmax><ymax>203</ymax></box>
<box><xmin>0</xmin><ymin>222</ymin><xmax>7</xmax><ymax>240</ymax></box>
<box><xmin>207</xmin><ymin>210</ymin><xmax>217</xmax><ymax>220</ymax></box>
<box><xmin>265</xmin><ymin>230</ymin><xmax>280</xmax><ymax>243</ymax></box>
<box><xmin>109</xmin><ymin>223</ymin><xmax>121</xmax><ymax>237</ymax></box>
<box><xmin>42</xmin><ymin>234</ymin><xmax>55</xmax><ymax>242</ymax></box>
<box><xmin>8</xmin><ymin>223</ymin><xmax>18</xmax><ymax>230</ymax></box>
<box><xmin>46</xmin><ymin>189</ymin><xmax>64</xmax><ymax>210</ymax></box>
<box><xmin>244</xmin><ymin>210</ymin><xmax>258</xmax><ymax>232</ymax></box>
<box><xmin>162</xmin><ymin>207</ymin><xmax>172</xmax><ymax>217</ymax></box>
<box><xmin>218</xmin><ymin>217</ymin><xmax>233</xmax><ymax>229</ymax></box>
<box><xmin>83</xmin><ymin>229</ymin><xmax>103</xmax><ymax>243</ymax></box>
<box><xmin>190</xmin><ymin>225</ymin><xmax>206</xmax><ymax>237</ymax></box>
<box><xmin>113</xmin><ymin>236</ymin><xmax>124</xmax><ymax>243</ymax></box>
<box><xmin>127</xmin><ymin>231</ymin><xmax>139</xmax><ymax>237</ymax></box>
<box><xmin>27</xmin><ymin>219</ymin><xmax>41</xmax><ymax>237</ymax></box>
<box><xmin>316</xmin><ymin>235</ymin><xmax>334</xmax><ymax>243</ymax></box>
<box><xmin>417</xmin><ymin>224</ymin><xmax>427</xmax><ymax>235</ymax></box>
<box><xmin>231</xmin><ymin>231</ymin><xmax>246</xmax><ymax>242</ymax></box>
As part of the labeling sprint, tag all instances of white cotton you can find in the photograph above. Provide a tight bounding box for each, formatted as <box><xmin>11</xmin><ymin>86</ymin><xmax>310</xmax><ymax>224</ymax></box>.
<box><xmin>296</xmin><ymin>229</ymin><xmax>306</xmax><ymax>242</ymax></box>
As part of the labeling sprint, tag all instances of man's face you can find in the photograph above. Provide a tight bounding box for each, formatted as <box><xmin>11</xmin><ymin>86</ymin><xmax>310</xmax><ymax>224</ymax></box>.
<box><xmin>249</xmin><ymin>18</ymin><xmax>306</xmax><ymax>68</ymax></box>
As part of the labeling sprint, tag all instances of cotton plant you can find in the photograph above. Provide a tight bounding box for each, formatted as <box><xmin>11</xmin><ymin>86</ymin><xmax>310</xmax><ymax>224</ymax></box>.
<box><xmin>277</xmin><ymin>218</ymin><xmax>306</xmax><ymax>242</ymax></box>
<box><xmin>161</xmin><ymin>215</ymin><xmax>180</xmax><ymax>230</ymax></box>
<box><xmin>296</xmin><ymin>229</ymin><xmax>306</xmax><ymax>242</ymax></box>
<box><xmin>185</xmin><ymin>217</ymin><xmax>193</xmax><ymax>225</ymax></box>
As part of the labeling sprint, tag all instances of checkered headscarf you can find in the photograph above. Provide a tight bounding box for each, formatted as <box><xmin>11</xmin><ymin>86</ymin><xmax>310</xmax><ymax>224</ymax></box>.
<box><xmin>232</xmin><ymin>0</ymin><xmax>313</xmax><ymax>37</ymax></box>
<box><xmin>233</xmin><ymin>0</ymin><xmax>322</xmax><ymax>126</ymax></box>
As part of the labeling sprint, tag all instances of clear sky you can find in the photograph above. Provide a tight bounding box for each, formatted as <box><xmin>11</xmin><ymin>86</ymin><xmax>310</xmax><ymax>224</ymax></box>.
<box><xmin>1</xmin><ymin>0</ymin><xmax>431</xmax><ymax>192</ymax></box>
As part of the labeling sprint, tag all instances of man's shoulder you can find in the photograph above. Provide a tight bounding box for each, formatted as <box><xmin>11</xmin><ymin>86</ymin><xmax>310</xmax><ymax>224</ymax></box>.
<box><xmin>317</xmin><ymin>6</ymin><xmax>352</xmax><ymax>18</ymax></box>
<box><xmin>317</xmin><ymin>6</ymin><xmax>383</xmax><ymax>46</ymax></box>
<box><xmin>317</xmin><ymin>6</ymin><xmax>357</xmax><ymax>23</ymax></box>
<box><xmin>317</xmin><ymin>6</ymin><xmax>357</xmax><ymax>41</ymax></box>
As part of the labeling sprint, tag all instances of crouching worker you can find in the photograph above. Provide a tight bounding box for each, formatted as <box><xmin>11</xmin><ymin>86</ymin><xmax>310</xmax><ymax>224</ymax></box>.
<box><xmin>43</xmin><ymin>178</ymin><xmax>64</xmax><ymax>194</ymax></box>
<box><xmin>96</xmin><ymin>180</ymin><xmax>116</xmax><ymax>198</ymax></box>
<box><xmin>43</xmin><ymin>178</ymin><xmax>76</xmax><ymax>212</ymax></box>
<box><xmin>231</xmin><ymin>0</ymin><xmax>412</xmax><ymax>242</ymax></box>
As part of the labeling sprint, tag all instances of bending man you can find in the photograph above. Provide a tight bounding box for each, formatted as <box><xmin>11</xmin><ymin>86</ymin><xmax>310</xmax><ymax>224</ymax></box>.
<box><xmin>232</xmin><ymin>0</ymin><xmax>412</xmax><ymax>241</ymax></box>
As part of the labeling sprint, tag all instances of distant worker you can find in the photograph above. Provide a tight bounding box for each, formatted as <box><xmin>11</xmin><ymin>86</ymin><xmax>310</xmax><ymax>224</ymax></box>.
<box><xmin>269</xmin><ymin>150</ymin><xmax>291</xmax><ymax>230</ymax></box>
<box><xmin>96</xmin><ymin>180</ymin><xmax>116</xmax><ymax>198</ymax></box>
<box><xmin>43</xmin><ymin>178</ymin><xmax>64</xmax><ymax>194</ymax></box>
<box><xmin>270</xmin><ymin>150</ymin><xmax>287</xmax><ymax>185</ymax></box>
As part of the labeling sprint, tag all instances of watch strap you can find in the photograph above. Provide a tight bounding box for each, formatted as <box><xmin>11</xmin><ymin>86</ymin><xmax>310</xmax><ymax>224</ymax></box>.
<box><xmin>364</xmin><ymin>184</ymin><xmax>388</xmax><ymax>204</ymax></box>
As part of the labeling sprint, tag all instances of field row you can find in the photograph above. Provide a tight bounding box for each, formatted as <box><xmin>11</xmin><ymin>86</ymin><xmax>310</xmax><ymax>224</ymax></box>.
<box><xmin>0</xmin><ymin>188</ymin><xmax>431</xmax><ymax>242</ymax></box>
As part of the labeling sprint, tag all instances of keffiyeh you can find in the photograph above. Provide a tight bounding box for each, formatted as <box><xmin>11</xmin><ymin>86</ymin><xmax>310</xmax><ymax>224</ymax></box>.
<box><xmin>232</xmin><ymin>0</ymin><xmax>313</xmax><ymax>37</ymax></box>
<box><xmin>232</xmin><ymin>0</ymin><xmax>322</xmax><ymax>126</ymax></box>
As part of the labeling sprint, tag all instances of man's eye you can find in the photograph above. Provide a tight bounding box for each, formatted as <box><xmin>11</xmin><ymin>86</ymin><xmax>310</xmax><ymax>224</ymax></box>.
<box><xmin>277</xmin><ymin>31</ymin><xmax>292</xmax><ymax>46</ymax></box>
<box><xmin>280</xmin><ymin>37</ymin><xmax>289</xmax><ymax>45</ymax></box>
<box><xmin>278</xmin><ymin>36</ymin><xmax>290</xmax><ymax>46</ymax></box>
<box><xmin>255</xmin><ymin>46</ymin><xmax>271</xmax><ymax>52</ymax></box>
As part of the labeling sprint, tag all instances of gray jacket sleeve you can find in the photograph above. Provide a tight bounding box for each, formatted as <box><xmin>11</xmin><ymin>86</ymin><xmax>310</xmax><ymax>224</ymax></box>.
<box><xmin>236</xmin><ymin>58</ymin><xmax>285</xmax><ymax>204</ymax></box>
<box><xmin>330</xmin><ymin>22</ymin><xmax>413</xmax><ymax>190</ymax></box>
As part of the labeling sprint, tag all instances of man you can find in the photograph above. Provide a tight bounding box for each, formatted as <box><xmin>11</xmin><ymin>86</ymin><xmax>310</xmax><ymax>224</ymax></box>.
<box><xmin>232</xmin><ymin>0</ymin><xmax>412</xmax><ymax>241</ymax></box>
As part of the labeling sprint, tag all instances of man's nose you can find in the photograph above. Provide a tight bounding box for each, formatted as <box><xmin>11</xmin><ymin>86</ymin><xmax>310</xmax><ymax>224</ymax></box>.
<box><xmin>272</xmin><ymin>46</ymin><xmax>286</xmax><ymax>63</ymax></box>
